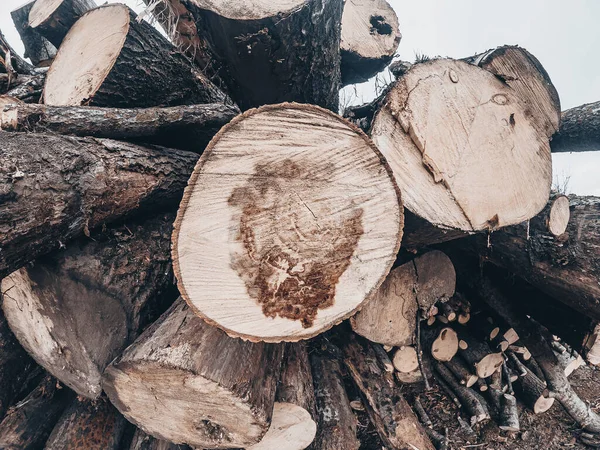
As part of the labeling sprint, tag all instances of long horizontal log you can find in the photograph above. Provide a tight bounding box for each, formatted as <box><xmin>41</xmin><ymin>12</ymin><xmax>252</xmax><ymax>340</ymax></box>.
<box><xmin>551</xmin><ymin>101</ymin><xmax>600</xmax><ymax>153</ymax></box>
<box><xmin>0</xmin><ymin>102</ymin><xmax>239</xmax><ymax>152</ymax></box>
<box><xmin>0</xmin><ymin>132</ymin><xmax>198</xmax><ymax>279</ymax></box>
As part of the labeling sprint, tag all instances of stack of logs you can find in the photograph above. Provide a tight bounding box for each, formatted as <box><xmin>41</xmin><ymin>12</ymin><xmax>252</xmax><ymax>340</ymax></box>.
<box><xmin>0</xmin><ymin>0</ymin><xmax>599</xmax><ymax>449</ymax></box>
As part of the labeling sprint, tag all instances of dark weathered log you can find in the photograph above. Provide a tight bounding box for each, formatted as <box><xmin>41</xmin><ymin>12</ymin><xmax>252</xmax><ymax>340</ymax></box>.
<box><xmin>10</xmin><ymin>1</ymin><xmax>57</xmax><ymax>67</ymax></box>
<box><xmin>0</xmin><ymin>29</ymin><xmax>35</xmax><ymax>75</ymax></box>
<box><xmin>551</xmin><ymin>101</ymin><xmax>600</xmax><ymax>153</ymax></box>
<box><xmin>29</xmin><ymin>0</ymin><xmax>97</xmax><ymax>47</ymax></box>
<box><xmin>0</xmin><ymin>309</ymin><xmax>38</xmax><ymax>418</ymax></box>
<box><xmin>278</xmin><ymin>343</ymin><xmax>317</xmax><ymax>418</ymax></box>
<box><xmin>342</xmin><ymin>334</ymin><xmax>435</xmax><ymax>450</ymax></box>
<box><xmin>0</xmin><ymin>102</ymin><xmax>240</xmax><ymax>152</ymax></box>
<box><xmin>103</xmin><ymin>298</ymin><xmax>284</xmax><ymax>449</ymax></box>
<box><xmin>1</xmin><ymin>214</ymin><xmax>177</xmax><ymax>398</ymax></box>
<box><xmin>155</xmin><ymin>0</ymin><xmax>343</xmax><ymax>110</ymax></box>
<box><xmin>44</xmin><ymin>4</ymin><xmax>227</xmax><ymax>107</ymax></box>
<box><xmin>340</xmin><ymin>0</ymin><xmax>401</xmax><ymax>85</ymax></box>
<box><xmin>468</xmin><ymin>195</ymin><xmax>600</xmax><ymax>320</ymax></box>
<box><xmin>444</xmin><ymin>358</ymin><xmax>478</xmax><ymax>388</ymax></box>
<box><xmin>129</xmin><ymin>429</ymin><xmax>191</xmax><ymax>450</ymax></box>
<box><xmin>0</xmin><ymin>132</ymin><xmax>198</xmax><ymax>280</ymax></box>
<box><xmin>310</xmin><ymin>341</ymin><xmax>360</xmax><ymax>450</ymax></box>
<box><xmin>0</xmin><ymin>376</ymin><xmax>74</xmax><ymax>449</ymax></box>
<box><xmin>45</xmin><ymin>396</ymin><xmax>127</xmax><ymax>450</ymax></box>
<box><xmin>513</xmin><ymin>366</ymin><xmax>554</xmax><ymax>414</ymax></box>
<box><xmin>2</xmin><ymin>71</ymin><xmax>45</xmax><ymax>102</ymax></box>
<box><xmin>455</xmin><ymin>327</ymin><xmax>503</xmax><ymax>379</ymax></box>
<box><xmin>499</xmin><ymin>393</ymin><xmax>520</xmax><ymax>432</ymax></box>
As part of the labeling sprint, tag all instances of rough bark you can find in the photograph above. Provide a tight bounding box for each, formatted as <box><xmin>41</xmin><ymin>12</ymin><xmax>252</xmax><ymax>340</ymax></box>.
<box><xmin>342</xmin><ymin>334</ymin><xmax>436</xmax><ymax>450</ymax></box>
<box><xmin>278</xmin><ymin>343</ymin><xmax>317</xmax><ymax>419</ymax></box>
<box><xmin>10</xmin><ymin>1</ymin><xmax>57</xmax><ymax>67</ymax></box>
<box><xmin>0</xmin><ymin>376</ymin><xmax>74</xmax><ymax>449</ymax></box>
<box><xmin>310</xmin><ymin>341</ymin><xmax>360</xmax><ymax>450</ymax></box>
<box><xmin>552</xmin><ymin>100</ymin><xmax>600</xmax><ymax>153</ymax></box>
<box><xmin>0</xmin><ymin>132</ymin><xmax>198</xmax><ymax>280</ymax></box>
<box><xmin>455</xmin><ymin>327</ymin><xmax>504</xmax><ymax>379</ymax></box>
<box><xmin>103</xmin><ymin>298</ymin><xmax>284</xmax><ymax>449</ymax></box>
<box><xmin>161</xmin><ymin>0</ymin><xmax>343</xmax><ymax>110</ymax></box>
<box><xmin>444</xmin><ymin>357</ymin><xmax>478</xmax><ymax>388</ymax></box>
<box><xmin>468</xmin><ymin>195</ymin><xmax>600</xmax><ymax>320</ymax></box>
<box><xmin>498</xmin><ymin>393</ymin><xmax>520</xmax><ymax>431</ymax></box>
<box><xmin>340</xmin><ymin>0</ymin><xmax>401</xmax><ymax>85</ymax></box>
<box><xmin>43</xmin><ymin>4</ymin><xmax>227</xmax><ymax>107</ymax></box>
<box><xmin>29</xmin><ymin>0</ymin><xmax>97</xmax><ymax>47</ymax></box>
<box><xmin>2</xmin><ymin>70</ymin><xmax>45</xmax><ymax>102</ymax></box>
<box><xmin>0</xmin><ymin>102</ymin><xmax>240</xmax><ymax>152</ymax></box>
<box><xmin>129</xmin><ymin>429</ymin><xmax>192</xmax><ymax>450</ymax></box>
<box><xmin>0</xmin><ymin>309</ymin><xmax>38</xmax><ymax>418</ymax></box>
<box><xmin>45</xmin><ymin>396</ymin><xmax>127</xmax><ymax>450</ymax></box>
<box><xmin>513</xmin><ymin>367</ymin><xmax>554</xmax><ymax>414</ymax></box>
<box><xmin>1</xmin><ymin>213</ymin><xmax>177</xmax><ymax>399</ymax></box>
<box><xmin>0</xmin><ymin>29</ymin><xmax>35</xmax><ymax>75</ymax></box>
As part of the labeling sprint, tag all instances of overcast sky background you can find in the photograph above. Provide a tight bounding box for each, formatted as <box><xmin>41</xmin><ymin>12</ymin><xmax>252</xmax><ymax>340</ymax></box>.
<box><xmin>1</xmin><ymin>0</ymin><xmax>598</xmax><ymax>195</ymax></box>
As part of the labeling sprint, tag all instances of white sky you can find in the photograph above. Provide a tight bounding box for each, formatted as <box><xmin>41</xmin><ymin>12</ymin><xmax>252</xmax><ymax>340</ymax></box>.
<box><xmin>1</xmin><ymin>0</ymin><xmax>598</xmax><ymax>195</ymax></box>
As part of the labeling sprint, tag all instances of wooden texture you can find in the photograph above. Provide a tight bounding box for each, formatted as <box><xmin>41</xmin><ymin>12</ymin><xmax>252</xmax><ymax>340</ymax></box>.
<box><xmin>0</xmin><ymin>376</ymin><xmax>74</xmax><ymax>449</ymax></box>
<box><xmin>45</xmin><ymin>396</ymin><xmax>127</xmax><ymax>450</ymax></box>
<box><xmin>1</xmin><ymin>214</ymin><xmax>176</xmax><ymax>399</ymax></box>
<box><xmin>103</xmin><ymin>298</ymin><xmax>284</xmax><ymax>449</ymax></box>
<box><xmin>351</xmin><ymin>251</ymin><xmax>455</xmax><ymax>346</ymax></box>
<box><xmin>371</xmin><ymin>58</ymin><xmax>552</xmax><ymax>232</ymax></box>
<box><xmin>0</xmin><ymin>102</ymin><xmax>240</xmax><ymax>152</ymax></box>
<box><xmin>0</xmin><ymin>29</ymin><xmax>35</xmax><ymax>75</ymax></box>
<box><xmin>129</xmin><ymin>429</ymin><xmax>191</xmax><ymax>450</ymax></box>
<box><xmin>0</xmin><ymin>132</ymin><xmax>198</xmax><ymax>280</ymax></box>
<box><xmin>421</xmin><ymin>326</ymin><xmax>459</xmax><ymax>362</ymax></box>
<box><xmin>278</xmin><ymin>343</ymin><xmax>317</xmax><ymax>419</ymax></box>
<box><xmin>157</xmin><ymin>0</ymin><xmax>343</xmax><ymax>110</ymax></box>
<box><xmin>43</xmin><ymin>4</ymin><xmax>226</xmax><ymax>107</ymax></box>
<box><xmin>0</xmin><ymin>309</ymin><xmax>37</xmax><ymax>419</ymax></box>
<box><xmin>10</xmin><ymin>1</ymin><xmax>57</xmax><ymax>67</ymax></box>
<box><xmin>340</xmin><ymin>0</ymin><xmax>401</xmax><ymax>84</ymax></box>
<box><xmin>552</xmin><ymin>100</ymin><xmax>600</xmax><ymax>152</ymax></box>
<box><xmin>1</xmin><ymin>71</ymin><xmax>45</xmax><ymax>102</ymax></box>
<box><xmin>172</xmin><ymin>103</ymin><xmax>403</xmax><ymax>342</ymax></box>
<box><xmin>29</xmin><ymin>0</ymin><xmax>97</xmax><ymax>47</ymax></box>
<box><xmin>342</xmin><ymin>335</ymin><xmax>435</xmax><ymax>450</ymax></box>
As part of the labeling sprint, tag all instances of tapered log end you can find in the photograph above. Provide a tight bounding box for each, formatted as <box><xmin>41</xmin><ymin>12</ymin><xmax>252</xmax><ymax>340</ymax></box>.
<box><xmin>173</xmin><ymin>103</ymin><xmax>403</xmax><ymax>342</ymax></box>
<box><xmin>548</xmin><ymin>195</ymin><xmax>570</xmax><ymax>236</ymax></box>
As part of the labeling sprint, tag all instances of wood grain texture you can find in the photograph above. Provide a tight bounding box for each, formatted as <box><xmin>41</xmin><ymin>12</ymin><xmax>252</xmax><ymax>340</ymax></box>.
<box><xmin>103</xmin><ymin>298</ymin><xmax>284</xmax><ymax>449</ymax></box>
<box><xmin>371</xmin><ymin>58</ymin><xmax>552</xmax><ymax>232</ymax></box>
<box><xmin>172</xmin><ymin>103</ymin><xmax>403</xmax><ymax>342</ymax></box>
<box><xmin>1</xmin><ymin>214</ymin><xmax>177</xmax><ymax>399</ymax></box>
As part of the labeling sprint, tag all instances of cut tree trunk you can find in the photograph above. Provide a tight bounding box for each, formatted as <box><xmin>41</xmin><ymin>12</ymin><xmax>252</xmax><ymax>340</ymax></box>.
<box><xmin>421</xmin><ymin>326</ymin><xmax>459</xmax><ymax>362</ymax></box>
<box><xmin>278</xmin><ymin>343</ymin><xmax>317</xmax><ymax>419</ymax></box>
<box><xmin>310</xmin><ymin>341</ymin><xmax>360</xmax><ymax>450</ymax></box>
<box><xmin>392</xmin><ymin>346</ymin><xmax>419</xmax><ymax>373</ymax></box>
<box><xmin>340</xmin><ymin>0</ymin><xmax>401</xmax><ymax>85</ymax></box>
<box><xmin>0</xmin><ymin>102</ymin><xmax>240</xmax><ymax>152</ymax></box>
<box><xmin>370</xmin><ymin>58</ymin><xmax>552</xmax><ymax>236</ymax></box>
<box><xmin>0</xmin><ymin>376</ymin><xmax>74</xmax><ymax>449</ymax></box>
<box><xmin>0</xmin><ymin>132</ymin><xmax>198</xmax><ymax>280</ymax></box>
<box><xmin>341</xmin><ymin>334</ymin><xmax>435</xmax><ymax>450</ymax></box>
<box><xmin>129</xmin><ymin>429</ymin><xmax>191</xmax><ymax>450</ymax></box>
<box><xmin>465</xmin><ymin>45</ymin><xmax>561</xmax><ymax>139</ymax></box>
<box><xmin>2</xmin><ymin>70</ymin><xmax>45</xmax><ymax>102</ymax></box>
<box><xmin>351</xmin><ymin>250</ymin><xmax>455</xmax><ymax>346</ymax></box>
<box><xmin>103</xmin><ymin>298</ymin><xmax>284</xmax><ymax>449</ymax></box>
<box><xmin>43</xmin><ymin>4</ymin><xmax>227</xmax><ymax>107</ymax></box>
<box><xmin>28</xmin><ymin>0</ymin><xmax>97</xmax><ymax>47</ymax></box>
<box><xmin>455</xmin><ymin>328</ymin><xmax>504</xmax><ymax>379</ymax></box>
<box><xmin>0</xmin><ymin>309</ymin><xmax>38</xmax><ymax>419</ymax></box>
<box><xmin>45</xmin><ymin>396</ymin><xmax>127</xmax><ymax>450</ymax></box>
<box><xmin>11</xmin><ymin>1</ymin><xmax>57</xmax><ymax>67</ymax></box>
<box><xmin>551</xmin><ymin>101</ymin><xmax>600</xmax><ymax>153</ymax></box>
<box><xmin>155</xmin><ymin>0</ymin><xmax>343</xmax><ymax>110</ymax></box>
<box><xmin>1</xmin><ymin>213</ymin><xmax>177</xmax><ymax>399</ymax></box>
<box><xmin>172</xmin><ymin>103</ymin><xmax>403</xmax><ymax>342</ymax></box>
<box><xmin>445</xmin><ymin>357</ymin><xmax>478</xmax><ymax>388</ymax></box>
<box><xmin>513</xmin><ymin>367</ymin><xmax>554</xmax><ymax>414</ymax></box>
<box><xmin>468</xmin><ymin>195</ymin><xmax>600</xmax><ymax>320</ymax></box>
<box><xmin>0</xmin><ymin>29</ymin><xmax>35</xmax><ymax>75</ymax></box>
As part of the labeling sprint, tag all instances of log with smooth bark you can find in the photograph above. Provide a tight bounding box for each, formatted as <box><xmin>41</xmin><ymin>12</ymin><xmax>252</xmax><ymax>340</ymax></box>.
<box><xmin>0</xmin><ymin>132</ymin><xmax>198</xmax><ymax>280</ymax></box>
<box><xmin>45</xmin><ymin>396</ymin><xmax>128</xmax><ymax>450</ymax></box>
<box><xmin>43</xmin><ymin>4</ymin><xmax>226</xmax><ymax>107</ymax></box>
<box><xmin>103</xmin><ymin>298</ymin><xmax>284</xmax><ymax>449</ymax></box>
<box><xmin>468</xmin><ymin>195</ymin><xmax>600</xmax><ymax>320</ymax></box>
<box><xmin>0</xmin><ymin>309</ymin><xmax>38</xmax><ymax>419</ymax></box>
<box><xmin>29</xmin><ymin>0</ymin><xmax>97</xmax><ymax>47</ymax></box>
<box><xmin>0</xmin><ymin>376</ymin><xmax>74</xmax><ymax>449</ymax></box>
<box><xmin>129</xmin><ymin>429</ymin><xmax>191</xmax><ymax>450</ymax></box>
<box><xmin>351</xmin><ymin>251</ymin><xmax>455</xmax><ymax>346</ymax></box>
<box><xmin>152</xmin><ymin>0</ymin><xmax>343</xmax><ymax>111</ymax></box>
<box><xmin>1</xmin><ymin>214</ymin><xmax>176</xmax><ymax>399</ymax></box>
<box><xmin>11</xmin><ymin>1</ymin><xmax>57</xmax><ymax>67</ymax></box>
<box><xmin>173</xmin><ymin>103</ymin><xmax>403</xmax><ymax>342</ymax></box>
<box><xmin>551</xmin><ymin>101</ymin><xmax>600</xmax><ymax>153</ymax></box>
<box><xmin>310</xmin><ymin>341</ymin><xmax>360</xmax><ymax>450</ymax></box>
<box><xmin>340</xmin><ymin>0</ymin><xmax>401</xmax><ymax>85</ymax></box>
<box><xmin>0</xmin><ymin>102</ymin><xmax>240</xmax><ymax>152</ymax></box>
<box><xmin>370</xmin><ymin>58</ymin><xmax>552</xmax><ymax>235</ymax></box>
<box><xmin>342</xmin><ymin>335</ymin><xmax>435</xmax><ymax>450</ymax></box>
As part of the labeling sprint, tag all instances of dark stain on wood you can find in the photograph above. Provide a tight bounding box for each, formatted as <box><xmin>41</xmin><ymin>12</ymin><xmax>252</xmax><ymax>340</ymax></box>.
<box><xmin>229</xmin><ymin>159</ymin><xmax>364</xmax><ymax>328</ymax></box>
